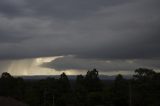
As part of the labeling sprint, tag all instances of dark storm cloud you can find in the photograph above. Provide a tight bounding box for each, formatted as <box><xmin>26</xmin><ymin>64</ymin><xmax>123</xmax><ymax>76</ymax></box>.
<box><xmin>0</xmin><ymin>29</ymin><xmax>30</xmax><ymax>43</ymax></box>
<box><xmin>0</xmin><ymin>0</ymin><xmax>29</xmax><ymax>17</ymax></box>
<box><xmin>26</xmin><ymin>0</ymin><xmax>130</xmax><ymax>20</ymax></box>
<box><xmin>42</xmin><ymin>56</ymin><xmax>160</xmax><ymax>71</ymax></box>
<box><xmin>0</xmin><ymin>0</ymin><xmax>160</xmax><ymax>62</ymax></box>
<box><xmin>0</xmin><ymin>0</ymin><xmax>129</xmax><ymax>18</ymax></box>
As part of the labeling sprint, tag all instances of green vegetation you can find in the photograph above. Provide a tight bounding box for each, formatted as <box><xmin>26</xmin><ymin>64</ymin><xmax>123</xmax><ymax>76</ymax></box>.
<box><xmin>0</xmin><ymin>68</ymin><xmax>160</xmax><ymax>106</ymax></box>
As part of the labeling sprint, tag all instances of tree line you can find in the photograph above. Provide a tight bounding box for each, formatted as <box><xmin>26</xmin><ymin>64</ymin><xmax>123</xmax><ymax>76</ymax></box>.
<box><xmin>0</xmin><ymin>68</ymin><xmax>160</xmax><ymax>106</ymax></box>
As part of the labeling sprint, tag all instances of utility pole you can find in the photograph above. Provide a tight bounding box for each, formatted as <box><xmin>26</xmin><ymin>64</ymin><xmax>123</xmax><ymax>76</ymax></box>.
<box><xmin>43</xmin><ymin>88</ymin><xmax>47</xmax><ymax>106</ymax></box>
<box><xmin>52</xmin><ymin>95</ymin><xmax>55</xmax><ymax>106</ymax></box>
<box><xmin>129</xmin><ymin>81</ymin><xmax>132</xmax><ymax>106</ymax></box>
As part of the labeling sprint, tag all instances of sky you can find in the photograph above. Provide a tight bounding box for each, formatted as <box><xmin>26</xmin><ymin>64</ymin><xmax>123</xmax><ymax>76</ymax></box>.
<box><xmin>0</xmin><ymin>0</ymin><xmax>160</xmax><ymax>75</ymax></box>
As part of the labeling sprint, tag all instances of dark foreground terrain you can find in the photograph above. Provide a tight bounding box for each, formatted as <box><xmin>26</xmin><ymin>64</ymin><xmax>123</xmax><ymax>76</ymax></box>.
<box><xmin>0</xmin><ymin>97</ymin><xmax>28</xmax><ymax>106</ymax></box>
<box><xmin>0</xmin><ymin>68</ymin><xmax>160</xmax><ymax>106</ymax></box>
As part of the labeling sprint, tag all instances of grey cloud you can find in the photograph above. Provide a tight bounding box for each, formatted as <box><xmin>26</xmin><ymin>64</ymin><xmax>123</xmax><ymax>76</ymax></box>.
<box><xmin>0</xmin><ymin>30</ymin><xmax>30</xmax><ymax>43</ymax></box>
<box><xmin>0</xmin><ymin>0</ymin><xmax>160</xmax><ymax>61</ymax></box>
<box><xmin>0</xmin><ymin>0</ymin><xmax>129</xmax><ymax>18</ymax></box>
<box><xmin>42</xmin><ymin>56</ymin><xmax>160</xmax><ymax>71</ymax></box>
<box><xmin>0</xmin><ymin>0</ymin><xmax>29</xmax><ymax>17</ymax></box>
<box><xmin>26</xmin><ymin>0</ymin><xmax>130</xmax><ymax>20</ymax></box>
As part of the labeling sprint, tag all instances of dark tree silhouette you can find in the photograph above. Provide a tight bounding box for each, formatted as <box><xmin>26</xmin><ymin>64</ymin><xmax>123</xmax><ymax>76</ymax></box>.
<box><xmin>0</xmin><ymin>68</ymin><xmax>160</xmax><ymax>106</ymax></box>
<box><xmin>85</xmin><ymin>68</ymin><xmax>102</xmax><ymax>92</ymax></box>
<box><xmin>58</xmin><ymin>72</ymin><xmax>70</xmax><ymax>92</ymax></box>
<box><xmin>133</xmin><ymin>68</ymin><xmax>156</xmax><ymax>80</ymax></box>
<box><xmin>1</xmin><ymin>72</ymin><xmax>13</xmax><ymax>79</ymax></box>
<box><xmin>113</xmin><ymin>74</ymin><xmax>129</xmax><ymax>106</ymax></box>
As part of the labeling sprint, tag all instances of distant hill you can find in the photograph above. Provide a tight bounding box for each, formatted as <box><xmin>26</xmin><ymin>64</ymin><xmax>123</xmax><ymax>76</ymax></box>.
<box><xmin>15</xmin><ymin>75</ymin><xmax>132</xmax><ymax>80</ymax></box>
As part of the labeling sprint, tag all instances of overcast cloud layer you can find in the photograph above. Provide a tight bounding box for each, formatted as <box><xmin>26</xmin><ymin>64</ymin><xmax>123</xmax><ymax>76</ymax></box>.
<box><xmin>42</xmin><ymin>56</ymin><xmax>160</xmax><ymax>72</ymax></box>
<box><xmin>0</xmin><ymin>0</ymin><xmax>160</xmax><ymax>74</ymax></box>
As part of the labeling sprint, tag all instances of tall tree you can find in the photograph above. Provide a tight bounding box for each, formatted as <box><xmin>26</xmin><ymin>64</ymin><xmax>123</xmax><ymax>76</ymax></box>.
<box><xmin>85</xmin><ymin>69</ymin><xmax>102</xmax><ymax>92</ymax></box>
<box><xmin>113</xmin><ymin>74</ymin><xmax>128</xmax><ymax>106</ymax></box>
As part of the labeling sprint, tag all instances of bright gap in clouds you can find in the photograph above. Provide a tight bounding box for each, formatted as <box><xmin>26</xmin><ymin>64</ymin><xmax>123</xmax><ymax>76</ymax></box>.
<box><xmin>5</xmin><ymin>56</ymin><xmax>79</xmax><ymax>76</ymax></box>
<box><xmin>1</xmin><ymin>56</ymin><xmax>134</xmax><ymax>76</ymax></box>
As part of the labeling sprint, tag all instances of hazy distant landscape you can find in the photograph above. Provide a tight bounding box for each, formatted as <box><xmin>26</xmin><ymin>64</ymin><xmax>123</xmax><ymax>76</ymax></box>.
<box><xmin>17</xmin><ymin>75</ymin><xmax>132</xmax><ymax>80</ymax></box>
